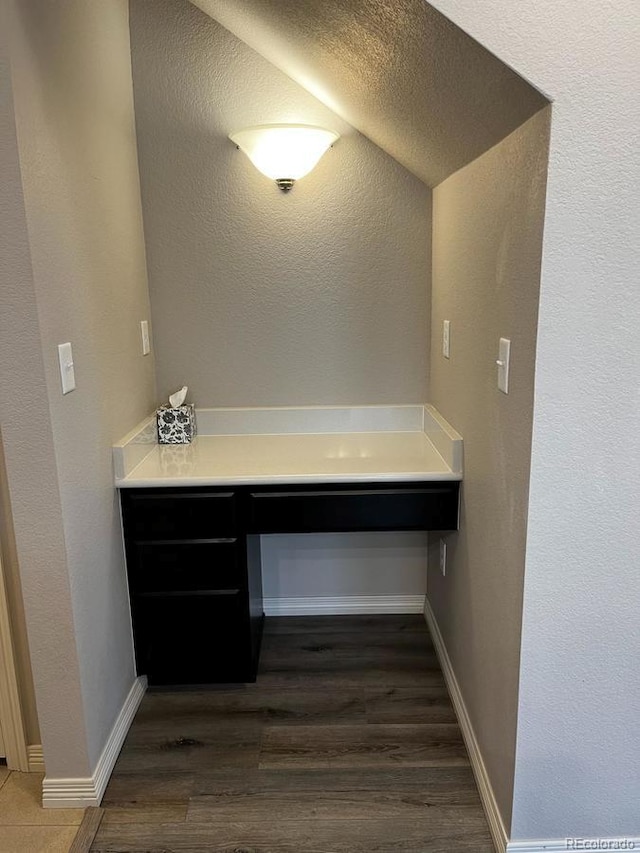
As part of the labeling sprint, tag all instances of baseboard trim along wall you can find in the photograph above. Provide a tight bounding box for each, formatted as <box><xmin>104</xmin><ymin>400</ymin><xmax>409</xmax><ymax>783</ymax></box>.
<box><xmin>264</xmin><ymin>595</ymin><xmax>426</xmax><ymax>616</ymax></box>
<box><xmin>425</xmin><ymin>600</ymin><xmax>639</xmax><ymax>853</ymax></box>
<box><xmin>506</xmin><ymin>841</ymin><xmax>640</xmax><ymax>852</ymax></box>
<box><xmin>27</xmin><ymin>744</ymin><xmax>45</xmax><ymax>772</ymax></box>
<box><xmin>42</xmin><ymin>676</ymin><xmax>147</xmax><ymax>808</ymax></box>
<box><xmin>424</xmin><ymin>599</ymin><xmax>508</xmax><ymax>853</ymax></box>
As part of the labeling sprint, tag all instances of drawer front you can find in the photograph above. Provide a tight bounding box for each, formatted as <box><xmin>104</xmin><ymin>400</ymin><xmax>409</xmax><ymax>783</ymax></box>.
<box><xmin>131</xmin><ymin>591</ymin><xmax>253</xmax><ymax>685</ymax></box>
<box><xmin>130</xmin><ymin>540</ymin><xmax>240</xmax><ymax>593</ymax></box>
<box><xmin>123</xmin><ymin>491</ymin><xmax>236</xmax><ymax>540</ymax></box>
<box><xmin>247</xmin><ymin>485</ymin><xmax>459</xmax><ymax>533</ymax></box>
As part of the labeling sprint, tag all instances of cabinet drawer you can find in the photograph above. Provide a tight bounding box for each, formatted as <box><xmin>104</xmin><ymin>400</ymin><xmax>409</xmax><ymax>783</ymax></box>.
<box><xmin>131</xmin><ymin>591</ymin><xmax>253</xmax><ymax>685</ymax></box>
<box><xmin>122</xmin><ymin>490</ymin><xmax>236</xmax><ymax>540</ymax></box>
<box><xmin>247</xmin><ymin>485</ymin><xmax>459</xmax><ymax>533</ymax></box>
<box><xmin>130</xmin><ymin>540</ymin><xmax>240</xmax><ymax>593</ymax></box>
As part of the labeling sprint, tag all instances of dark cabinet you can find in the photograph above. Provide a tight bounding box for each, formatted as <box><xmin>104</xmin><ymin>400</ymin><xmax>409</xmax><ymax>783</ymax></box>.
<box><xmin>247</xmin><ymin>485</ymin><xmax>459</xmax><ymax>534</ymax></box>
<box><xmin>120</xmin><ymin>480</ymin><xmax>459</xmax><ymax>687</ymax></box>
<box><xmin>120</xmin><ymin>488</ymin><xmax>263</xmax><ymax>686</ymax></box>
<box><xmin>124</xmin><ymin>490</ymin><xmax>236</xmax><ymax>539</ymax></box>
<box><xmin>131</xmin><ymin>540</ymin><xmax>240</xmax><ymax>594</ymax></box>
<box><xmin>131</xmin><ymin>591</ymin><xmax>251</xmax><ymax>686</ymax></box>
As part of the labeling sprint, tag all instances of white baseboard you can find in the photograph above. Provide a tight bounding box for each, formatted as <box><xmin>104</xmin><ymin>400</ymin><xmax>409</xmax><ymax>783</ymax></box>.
<box><xmin>27</xmin><ymin>744</ymin><xmax>45</xmax><ymax>772</ymax></box>
<box><xmin>424</xmin><ymin>599</ymin><xmax>508</xmax><ymax>853</ymax></box>
<box><xmin>42</xmin><ymin>676</ymin><xmax>146</xmax><ymax>808</ymax></box>
<box><xmin>506</xmin><ymin>840</ymin><xmax>640</xmax><ymax>852</ymax></box>
<box><xmin>424</xmin><ymin>603</ymin><xmax>640</xmax><ymax>853</ymax></box>
<box><xmin>264</xmin><ymin>594</ymin><xmax>426</xmax><ymax>616</ymax></box>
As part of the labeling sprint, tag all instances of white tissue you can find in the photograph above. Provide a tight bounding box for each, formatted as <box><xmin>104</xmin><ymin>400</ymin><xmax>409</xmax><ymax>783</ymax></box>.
<box><xmin>169</xmin><ymin>385</ymin><xmax>188</xmax><ymax>408</ymax></box>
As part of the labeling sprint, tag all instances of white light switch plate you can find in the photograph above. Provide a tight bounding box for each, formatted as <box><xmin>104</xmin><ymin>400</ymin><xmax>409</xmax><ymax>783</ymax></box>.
<box><xmin>497</xmin><ymin>337</ymin><xmax>511</xmax><ymax>394</ymax></box>
<box><xmin>140</xmin><ymin>320</ymin><xmax>151</xmax><ymax>355</ymax></box>
<box><xmin>57</xmin><ymin>342</ymin><xmax>76</xmax><ymax>394</ymax></box>
<box><xmin>440</xmin><ymin>538</ymin><xmax>447</xmax><ymax>576</ymax></box>
<box><xmin>442</xmin><ymin>320</ymin><xmax>451</xmax><ymax>359</ymax></box>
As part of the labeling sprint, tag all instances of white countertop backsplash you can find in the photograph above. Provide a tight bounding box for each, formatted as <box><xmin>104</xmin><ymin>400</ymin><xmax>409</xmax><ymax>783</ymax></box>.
<box><xmin>113</xmin><ymin>405</ymin><xmax>463</xmax><ymax>487</ymax></box>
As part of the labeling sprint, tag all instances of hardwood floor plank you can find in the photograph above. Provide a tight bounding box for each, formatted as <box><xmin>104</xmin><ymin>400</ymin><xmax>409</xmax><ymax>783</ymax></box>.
<box><xmin>261</xmin><ymin>629</ymin><xmax>434</xmax><ymax>652</ymax></box>
<box><xmin>130</xmin><ymin>686</ymin><xmax>367</xmax><ymax>727</ymax></box>
<box><xmin>187</xmin><ymin>768</ymin><xmax>484</xmax><ymax>822</ymax></box>
<box><xmin>133</xmin><ymin>688</ymin><xmax>266</xmax><ymax>726</ymax></box>
<box><xmin>69</xmin><ymin>807</ymin><xmax>104</xmax><ymax>853</ymax></box>
<box><xmin>255</xmin><ymin>666</ymin><xmax>445</xmax><ymax>689</ymax></box>
<box><xmin>187</xmin><ymin>791</ymin><xmax>488</xmax><ymax>824</ymax></box>
<box><xmin>365</xmin><ymin>686</ymin><xmax>457</xmax><ymax>724</ymax></box>
<box><xmin>259</xmin><ymin>723</ymin><xmax>470</xmax><ymax>770</ymax></box>
<box><xmin>188</xmin><ymin>791</ymin><xmax>475</xmax><ymax>823</ymax></box>
<box><xmin>113</xmin><ymin>739</ymin><xmax>261</xmax><ymax>773</ymax></box>
<box><xmin>263</xmin><ymin>615</ymin><xmax>430</xmax><ymax>635</ymax></box>
<box><xmin>115</xmin><ymin>705</ymin><xmax>263</xmax><ymax>773</ymax></box>
<box><xmin>189</xmin><ymin>767</ymin><xmax>482</xmax><ymax>803</ymax></box>
<box><xmin>92</xmin><ymin>816</ymin><xmax>494</xmax><ymax>852</ymax></box>
<box><xmin>257</xmin><ymin>629</ymin><xmax>442</xmax><ymax>690</ymax></box>
<box><xmin>125</xmin><ymin>693</ymin><xmax>266</xmax><ymax>734</ymax></box>
<box><xmin>101</xmin><ymin>771</ymin><xmax>194</xmax><ymax>805</ymax></box>
<box><xmin>101</xmin><ymin>803</ymin><xmax>188</xmax><ymax>824</ymax></box>
<box><xmin>254</xmin><ymin>667</ymin><xmax>444</xmax><ymax>692</ymax></box>
<box><xmin>259</xmin><ymin>688</ymin><xmax>367</xmax><ymax>725</ymax></box>
<box><xmin>257</xmin><ymin>642</ymin><xmax>444</xmax><ymax>688</ymax></box>
<box><xmin>122</xmin><ymin>712</ymin><xmax>263</xmax><ymax>740</ymax></box>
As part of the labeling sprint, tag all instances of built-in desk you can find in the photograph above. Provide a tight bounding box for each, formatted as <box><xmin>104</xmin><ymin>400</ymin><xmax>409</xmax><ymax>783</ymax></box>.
<box><xmin>114</xmin><ymin>406</ymin><xmax>463</xmax><ymax>686</ymax></box>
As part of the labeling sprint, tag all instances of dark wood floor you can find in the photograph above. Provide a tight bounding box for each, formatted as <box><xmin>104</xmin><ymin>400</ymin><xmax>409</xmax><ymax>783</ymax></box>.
<box><xmin>91</xmin><ymin>615</ymin><xmax>494</xmax><ymax>852</ymax></box>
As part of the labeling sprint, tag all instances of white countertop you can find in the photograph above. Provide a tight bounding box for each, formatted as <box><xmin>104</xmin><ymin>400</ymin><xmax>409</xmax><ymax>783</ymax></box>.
<box><xmin>113</xmin><ymin>405</ymin><xmax>463</xmax><ymax>487</ymax></box>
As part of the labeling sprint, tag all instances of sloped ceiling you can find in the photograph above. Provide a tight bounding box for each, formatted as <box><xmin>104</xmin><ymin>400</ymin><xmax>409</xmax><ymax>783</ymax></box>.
<box><xmin>189</xmin><ymin>0</ymin><xmax>548</xmax><ymax>187</ymax></box>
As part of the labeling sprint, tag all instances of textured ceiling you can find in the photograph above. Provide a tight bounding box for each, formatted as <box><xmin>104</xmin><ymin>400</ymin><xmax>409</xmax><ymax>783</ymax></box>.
<box><xmin>189</xmin><ymin>0</ymin><xmax>548</xmax><ymax>186</ymax></box>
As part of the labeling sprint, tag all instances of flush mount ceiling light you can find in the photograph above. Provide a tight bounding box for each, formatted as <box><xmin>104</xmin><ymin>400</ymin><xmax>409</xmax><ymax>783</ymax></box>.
<box><xmin>229</xmin><ymin>124</ymin><xmax>339</xmax><ymax>192</ymax></box>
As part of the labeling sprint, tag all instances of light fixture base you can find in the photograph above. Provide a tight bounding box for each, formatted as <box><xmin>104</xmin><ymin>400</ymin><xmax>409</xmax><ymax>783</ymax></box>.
<box><xmin>276</xmin><ymin>178</ymin><xmax>295</xmax><ymax>192</ymax></box>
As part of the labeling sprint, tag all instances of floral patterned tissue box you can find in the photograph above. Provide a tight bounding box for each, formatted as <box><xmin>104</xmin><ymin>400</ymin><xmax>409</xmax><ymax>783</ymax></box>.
<box><xmin>156</xmin><ymin>404</ymin><xmax>197</xmax><ymax>444</ymax></box>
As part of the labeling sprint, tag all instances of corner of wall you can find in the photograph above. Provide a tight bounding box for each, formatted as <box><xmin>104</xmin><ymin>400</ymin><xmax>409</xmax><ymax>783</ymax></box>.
<box><xmin>426</xmin><ymin>108</ymin><xmax>551</xmax><ymax>833</ymax></box>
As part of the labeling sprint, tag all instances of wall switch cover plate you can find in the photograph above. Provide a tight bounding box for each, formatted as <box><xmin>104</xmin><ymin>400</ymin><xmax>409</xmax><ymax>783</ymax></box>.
<box><xmin>440</xmin><ymin>538</ymin><xmax>447</xmax><ymax>576</ymax></box>
<box><xmin>141</xmin><ymin>320</ymin><xmax>151</xmax><ymax>355</ymax></box>
<box><xmin>497</xmin><ymin>337</ymin><xmax>511</xmax><ymax>394</ymax></box>
<box><xmin>442</xmin><ymin>320</ymin><xmax>451</xmax><ymax>358</ymax></box>
<box><xmin>57</xmin><ymin>342</ymin><xmax>76</xmax><ymax>394</ymax></box>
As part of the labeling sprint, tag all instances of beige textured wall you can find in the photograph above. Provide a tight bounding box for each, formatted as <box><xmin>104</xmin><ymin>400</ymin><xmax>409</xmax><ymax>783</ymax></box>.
<box><xmin>191</xmin><ymin>0</ymin><xmax>547</xmax><ymax>187</ymax></box>
<box><xmin>427</xmin><ymin>108</ymin><xmax>550</xmax><ymax>831</ymax></box>
<box><xmin>5</xmin><ymin>0</ymin><xmax>156</xmax><ymax>773</ymax></box>
<box><xmin>130</xmin><ymin>0</ymin><xmax>431</xmax><ymax>407</ymax></box>
<box><xmin>0</xmin><ymin>23</ymin><xmax>90</xmax><ymax>776</ymax></box>
<box><xmin>429</xmin><ymin>0</ymin><xmax>639</xmax><ymax>839</ymax></box>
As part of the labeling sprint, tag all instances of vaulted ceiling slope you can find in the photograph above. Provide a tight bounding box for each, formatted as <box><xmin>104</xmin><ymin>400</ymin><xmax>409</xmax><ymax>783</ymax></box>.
<box><xmin>189</xmin><ymin>0</ymin><xmax>549</xmax><ymax>187</ymax></box>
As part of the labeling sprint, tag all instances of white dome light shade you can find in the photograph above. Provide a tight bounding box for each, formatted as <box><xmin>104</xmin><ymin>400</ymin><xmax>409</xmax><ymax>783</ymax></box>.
<box><xmin>229</xmin><ymin>124</ymin><xmax>339</xmax><ymax>191</ymax></box>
